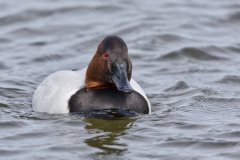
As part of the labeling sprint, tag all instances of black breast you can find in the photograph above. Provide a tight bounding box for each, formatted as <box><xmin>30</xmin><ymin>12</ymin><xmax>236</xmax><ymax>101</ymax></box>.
<box><xmin>68</xmin><ymin>88</ymin><xmax>149</xmax><ymax>114</ymax></box>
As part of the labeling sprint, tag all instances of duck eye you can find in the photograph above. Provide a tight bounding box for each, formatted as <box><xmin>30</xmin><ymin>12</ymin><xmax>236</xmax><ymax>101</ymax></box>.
<box><xmin>103</xmin><ymin>53</ymin><xmax>109</xmax><ymax>59</ymax></box>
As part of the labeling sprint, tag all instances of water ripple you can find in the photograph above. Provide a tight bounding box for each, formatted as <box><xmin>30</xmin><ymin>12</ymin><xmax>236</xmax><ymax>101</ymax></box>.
<box><xmin>0</xmin><ymin>62</ymin><xmax>8</xmax><ymax>70</ymax></box>
<box><xmin>159</xmin><ymin>46</ymin><xmax>227</xmax><ymax>61</ymax></box>
<box><xmin>217</xmin><ymin>75</ymin><xmax>240</xmax><ymax>85</ymax></box>
<box><xmin>32</xmin><ymin>54</ymin><xmax>70</xmax><ymax>63</ymax></box>
<box><xmin>164</xmin><ymin>81</ymin><xmax>190</xmax><ymax>92</ymax></box>
<box><xmin>0</xmin><ymin>120</ymin><xmax>26</xmax><ymax>128</ymax></box>
<box><xmin>228</xmin><ymin>11</ymin><xmax>240</xmax><ymax>22</ymax></box>
<box><xmin>1</xmin><ymin>0</ymin><xmax>240</xmax><ymax>159</ymax></box>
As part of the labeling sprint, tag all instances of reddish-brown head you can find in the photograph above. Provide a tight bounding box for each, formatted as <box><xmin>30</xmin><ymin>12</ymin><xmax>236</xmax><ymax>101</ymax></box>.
<box><xmin>85</xmin><ymin>36</ymin><xmax>133</xmax><ymax>93</ymax></box>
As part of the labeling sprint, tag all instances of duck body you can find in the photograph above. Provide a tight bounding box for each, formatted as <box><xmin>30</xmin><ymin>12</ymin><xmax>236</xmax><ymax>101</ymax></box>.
<box><xmin>32</xmin><ymin>36</ymin><xmax>151</xmax><ymax>115</ymax></box>
<box><xmin>32</xmin><ymin>68</ymin><xmax>150</xmax><ymax>114</ymax></box>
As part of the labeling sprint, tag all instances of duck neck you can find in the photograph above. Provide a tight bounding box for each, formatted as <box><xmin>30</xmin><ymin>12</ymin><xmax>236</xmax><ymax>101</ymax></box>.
<box><xmin>85</xmin><ymin>54</ymin><xmax>113</xmax><ymax>90</ymax></box>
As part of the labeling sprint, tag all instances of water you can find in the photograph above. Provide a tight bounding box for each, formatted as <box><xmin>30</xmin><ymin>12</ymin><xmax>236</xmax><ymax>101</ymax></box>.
<box><xmin>1</xmin><ymin>0</ymin><xmax>240</xmax><ymax>159</ymax></box>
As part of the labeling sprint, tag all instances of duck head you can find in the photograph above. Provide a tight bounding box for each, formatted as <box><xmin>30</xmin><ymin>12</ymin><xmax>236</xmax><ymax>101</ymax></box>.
<box><xmin>85</xmin><ymin>36</ymin><xmax>133</xmax><ymax>93</ymax></box>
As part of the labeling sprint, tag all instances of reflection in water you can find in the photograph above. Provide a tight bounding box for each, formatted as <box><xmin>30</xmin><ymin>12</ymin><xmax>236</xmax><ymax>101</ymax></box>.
<box><xmin>84</xmin><ymin>118</ymin><xmax>136</xmax><ymax>156</ymax></box>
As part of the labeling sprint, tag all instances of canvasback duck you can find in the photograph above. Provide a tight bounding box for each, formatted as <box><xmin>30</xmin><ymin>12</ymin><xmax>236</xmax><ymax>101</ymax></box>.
<box><xmin>32</xmin><ymin>36</ymin><xmax>151</xmax><ymax>115</ymax></box>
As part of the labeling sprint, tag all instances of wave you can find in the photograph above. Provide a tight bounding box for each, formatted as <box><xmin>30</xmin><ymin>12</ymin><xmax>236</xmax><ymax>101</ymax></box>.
<box><xmin>158</xmin><ymin>46</ymin><xmax>227</xmax><ymax>61</ymax></box>
<box><xmin>164</xmin><ymin>81</ymin><xmax>190</xmax><ymax>92</ymax></box>
<box><xmin>151</xmin><ymin>34</ymin><xmax>185</xmax><ymax>42</ymax></box>
<box><xmin>0</xmin><ymin>103</ymin><xmax>8</xmax><ymax>108</ymax></box>
<box><xmin>31</xmin><ymin>53</ymin><xmax>70</xmax><ymax>63</ymax></box>
<box><xmin>217</xmin><ymin>75</ymin><xmax>240</xmax><ymax>85</ymax></box>
<box><xmin>0</xmin><ymin>120</ymin><xmax>26</xmax><ymax>128</ymax></box>
<box><xmin>0</xmin><ymin>62</ymin><xmax>8</xmax><ymax>70</ymax></box>
<box><xmin>0</xmin><ymin>5</ymin><xmax>122</xmax><ymax>27</ymax></box>
<box><xmin>228</xmin><ymin>11</ymin><xmax>240</xmax><ymax>22</ymax></box>
<box><xmin>226</xmin><ymin>46</ymin><xmax>240</xmax><ymax>53</ymax></box>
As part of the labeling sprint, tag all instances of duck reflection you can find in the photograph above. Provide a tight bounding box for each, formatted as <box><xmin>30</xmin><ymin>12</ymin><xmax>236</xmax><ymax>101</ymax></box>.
<box><xmin>84</xmin><ymin>117</ymin><xmax>136</xmax><ymax>155</ymax></box>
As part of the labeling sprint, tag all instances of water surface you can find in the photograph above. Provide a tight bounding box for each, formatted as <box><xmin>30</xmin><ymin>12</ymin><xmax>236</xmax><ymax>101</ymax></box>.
<box><xmin>1</xmin><ymin>0</ymin><xmax>240</xmax><ymax>159</ymax></box>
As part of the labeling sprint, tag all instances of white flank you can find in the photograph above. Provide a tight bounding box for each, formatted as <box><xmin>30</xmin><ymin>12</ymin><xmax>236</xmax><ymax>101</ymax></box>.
<box><xmin>130</xmin><ymin>79</ymin><xmax>151</xmax><ymax>114</ymax></box>
<box><xmin>32</xmin><ymin>68</ymin><xmax>86</xmax><ymax>113</ymax></box>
